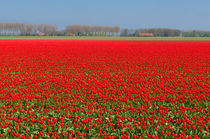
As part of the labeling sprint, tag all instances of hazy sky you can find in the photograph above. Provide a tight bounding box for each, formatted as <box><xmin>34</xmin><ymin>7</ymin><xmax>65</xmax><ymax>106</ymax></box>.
<box><xmin>0</xmin><ymin>0</ymin><xmax>210</xmax><ymax>30</ymax></box>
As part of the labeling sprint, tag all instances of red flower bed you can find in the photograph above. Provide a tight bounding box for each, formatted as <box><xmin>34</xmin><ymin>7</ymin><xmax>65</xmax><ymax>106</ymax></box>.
<box><xmin>0</xmin><ymin>40</ymin><xmax>209</xmax><ymax>139</ymax></box>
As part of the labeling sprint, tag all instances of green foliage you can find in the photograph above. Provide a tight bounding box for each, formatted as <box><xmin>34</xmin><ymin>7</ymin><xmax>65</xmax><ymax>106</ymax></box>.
<box><xmin>182</xmin><ymin>30</ymin><xmax>210</xmax><ymax>37</ymax></box>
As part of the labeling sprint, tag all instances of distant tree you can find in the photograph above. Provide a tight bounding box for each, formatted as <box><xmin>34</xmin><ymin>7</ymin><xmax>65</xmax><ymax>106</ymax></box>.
<box><xmin>114</xmin><ymin>26</ymin><xmax>120</xmax><ymax>36</ymax></box>
<box><xmin>120</xmin><ymin>29</ymin><xmax>129</xmax><ymax>36</ymax></box>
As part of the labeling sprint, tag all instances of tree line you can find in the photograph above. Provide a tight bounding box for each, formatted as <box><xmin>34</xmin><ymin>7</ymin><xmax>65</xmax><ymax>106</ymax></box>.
<box><xmin>66</xmin><ymin>25</ymin><xmax>120</xmax><ymax>36</ymax></box>
<box><xmin>121</xmin><ymin>28</ymin><xmax>181</xmax><ymax>37</ymax></box>
<box><xmin>0</xmin><ymin>22</ymin><xmax>57</xmax><ymax>36</ymax></box>
<box><xmin>0</xmin><ymin>22</ymin><xmax>120</xmax><ymax>36</ymax></box>
<box><xmin>181</xmin><ymin>30</ymin><xmax>210</xmax><ymax>37</ymax></box>
<box><xmin>0</xmin><ymin>22</ymin><xmax>210</xmax><ymax>37</ymax></box>
<box><xmin>135</xmin><ymin>28</ymin><xmax>181</xmax><ymax>37</ymax></box>
<box><xmin>121</xmin><ymin>28</ymin><xmax>210</xmax><ymax>37</ymax></box>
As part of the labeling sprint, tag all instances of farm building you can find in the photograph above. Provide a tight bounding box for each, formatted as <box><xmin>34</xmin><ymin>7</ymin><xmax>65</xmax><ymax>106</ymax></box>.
<box><xmin>139</xmin><ymin>33</ymin><xmax>154</xmax><ymax>37</ymax></box>
<box><xmin>66</xmin><ymin>33</ymin><xmax>75</xmax><ymax>36</ymax></box>
<box><xmin>39</xmin><ymin>33</ymin><xmax>46</xmax><ymax>36</ymax></box>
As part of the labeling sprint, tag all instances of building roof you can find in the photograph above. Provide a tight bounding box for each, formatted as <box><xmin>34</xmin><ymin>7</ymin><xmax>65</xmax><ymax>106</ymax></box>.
<box><xmin>139</xmin><ymin>33</ymin><xmax>154</xmax><ymax>36</ymax></box>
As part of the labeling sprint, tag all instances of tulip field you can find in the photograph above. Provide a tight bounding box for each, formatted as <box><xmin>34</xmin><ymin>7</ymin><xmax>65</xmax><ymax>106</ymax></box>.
<box><xmin>0</xmin><ymin>40</ymin><xmax>209</xmax><ymax>139</ymax></box>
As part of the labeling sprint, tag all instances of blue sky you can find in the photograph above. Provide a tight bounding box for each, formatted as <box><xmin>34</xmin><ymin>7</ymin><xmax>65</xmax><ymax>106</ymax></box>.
<box><xmin>0</xmin><ymin>0</ymin><xmax>210</xmax><ymax>30</ymax></box>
